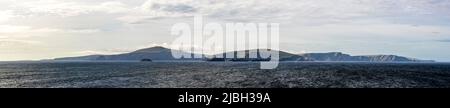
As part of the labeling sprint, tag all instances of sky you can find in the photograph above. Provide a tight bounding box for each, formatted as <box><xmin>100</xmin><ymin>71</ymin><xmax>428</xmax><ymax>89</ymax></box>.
<box><xmin>0</xmin><ymin>0</ymin><xmax>449</xmax><ymax>61</ymax></box>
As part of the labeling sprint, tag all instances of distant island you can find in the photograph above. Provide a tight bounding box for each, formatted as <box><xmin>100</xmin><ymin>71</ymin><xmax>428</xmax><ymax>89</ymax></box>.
<box><xmin>54</xmin><ymin>46</ymin><xmax>435</xmax><ymax>62</ymax></box>
<box><xmin>140</xmin><ymin>58</ymin><xmax>152</xmax><ymax>62</ymax></box>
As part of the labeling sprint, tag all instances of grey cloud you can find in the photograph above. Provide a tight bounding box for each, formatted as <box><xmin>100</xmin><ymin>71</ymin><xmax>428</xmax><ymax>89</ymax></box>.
<box><xmin>157</xmin><ymin>4</ymin><xmax>197</xmax><ymax>13</ymax></box>
<box><xmin>118</xmin><ymin>0</ymin><xmax>450</xmax><ymax>24</ymax></box>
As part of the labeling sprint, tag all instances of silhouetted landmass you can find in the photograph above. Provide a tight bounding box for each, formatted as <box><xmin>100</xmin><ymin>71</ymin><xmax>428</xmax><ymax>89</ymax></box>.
<box><xmin>55</xmin><ymin>46</ymin><xmax>203</xmax><ymax>61</ymax></box>
<box><xmin>54</xmin><ymin>46</ymin><xmax>434</xmax><ymax>62</ymax></box>
<box><xmin>300</xmin><ymin>52</ymin><xmax>434</xmax><ymax>62</ymax></box>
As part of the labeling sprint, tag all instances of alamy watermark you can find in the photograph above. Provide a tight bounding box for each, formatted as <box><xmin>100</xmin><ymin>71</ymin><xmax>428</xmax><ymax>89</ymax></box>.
<box><xmin>170</xmin><ymin>15</ymin><xmax>280</xmax><ymax>69</ymax></box>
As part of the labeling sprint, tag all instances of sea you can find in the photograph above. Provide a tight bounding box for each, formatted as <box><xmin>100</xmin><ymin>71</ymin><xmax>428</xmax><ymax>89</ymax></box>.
<box><xmin>1</xmin><ymin>61</ymin><xmax>449</xmax><ymax>88</ymax></box>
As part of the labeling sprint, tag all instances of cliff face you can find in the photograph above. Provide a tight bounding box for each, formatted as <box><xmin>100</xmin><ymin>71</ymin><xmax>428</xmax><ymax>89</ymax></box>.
<box><xmin>301</xmin><ymin>52</ymin><xmax>434</xmax><ymax>62</ymax></box>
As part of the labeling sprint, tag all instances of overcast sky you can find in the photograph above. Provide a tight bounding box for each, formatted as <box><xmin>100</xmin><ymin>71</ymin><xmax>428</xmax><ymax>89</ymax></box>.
<box><xmin>0</xmin><ymin>0</ymin><xmax>449</xmax><ymax>61</ymax></box>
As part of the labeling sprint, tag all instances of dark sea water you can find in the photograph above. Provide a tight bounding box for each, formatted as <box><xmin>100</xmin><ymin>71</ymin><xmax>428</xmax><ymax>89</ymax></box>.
<box><xmin>1</xmin><ymin>61</ymin><xmax>450</xmax><ymax>88</ymax></box>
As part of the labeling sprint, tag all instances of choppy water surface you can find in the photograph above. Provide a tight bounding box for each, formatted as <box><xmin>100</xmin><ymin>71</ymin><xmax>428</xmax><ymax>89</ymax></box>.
<box><xmin>0</xmin><ymin>62</ymin><xmax>449</xmax><ymax>88</ymax></box>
